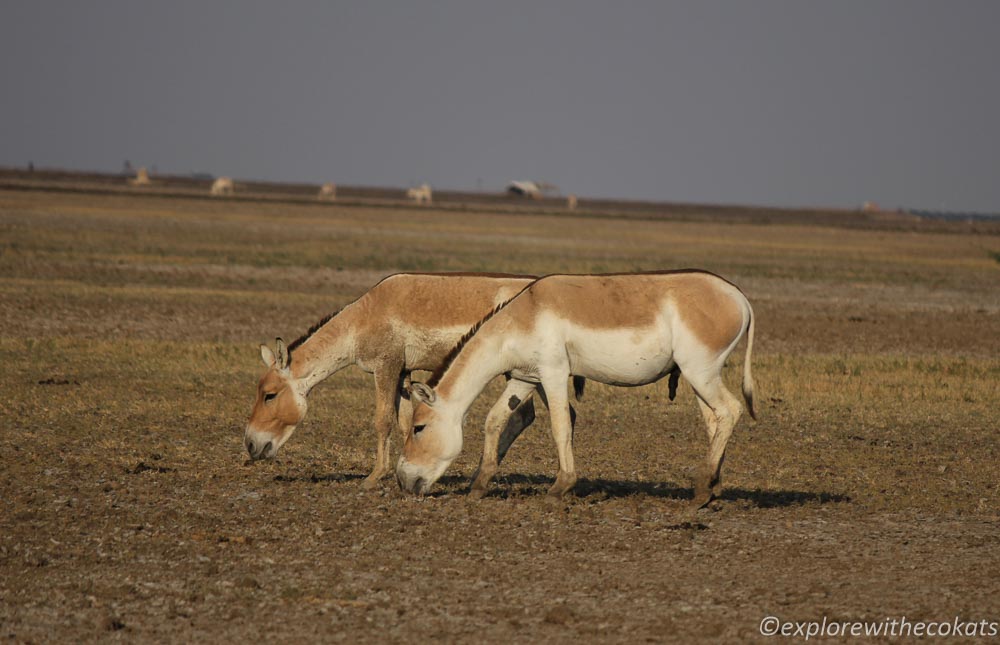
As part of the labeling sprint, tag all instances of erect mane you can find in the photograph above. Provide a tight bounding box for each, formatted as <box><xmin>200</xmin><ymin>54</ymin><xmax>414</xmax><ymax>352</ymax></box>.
<box><xmin>287</xmin><ymin>308</ymin><xmax>342</xmax><ymax>355</ymax></box>
<box><xmin>427</xmin><ymin>293</ymin><xmax>524</xmax><ymax>387</ymax></box>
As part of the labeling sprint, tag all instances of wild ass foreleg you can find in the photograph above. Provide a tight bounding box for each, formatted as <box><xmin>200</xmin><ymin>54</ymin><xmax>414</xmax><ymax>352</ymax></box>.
<box><xmin>541</xmin><ymin>375</ymin><xmax>578</xmax><ymax>499</ymax></box>
<box><xmin>535</xmin><ymin>384</ymin><xmax>578</xmax><ymax>441</ymax></box>
<box><xmin>363</xmin><ymin>364</ymin><xmax>405</xmax><ymax>490</ymax></box>
<box><xmin>469</xmin><ymin>379</ymin><xmax>537</xmax><ymax>499</ymax></box>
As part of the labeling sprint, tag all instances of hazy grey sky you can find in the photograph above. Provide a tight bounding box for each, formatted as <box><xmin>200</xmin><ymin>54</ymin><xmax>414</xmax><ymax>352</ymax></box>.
<box><xmin>2</xmin><ymin>1</ymin><xmax>998</xmax><ymax>211</ymax></box>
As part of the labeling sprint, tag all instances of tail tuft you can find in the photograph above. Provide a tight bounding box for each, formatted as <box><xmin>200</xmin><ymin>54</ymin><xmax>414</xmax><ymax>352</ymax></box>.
<box><xmin>572</xmin><ymin>376</ymin><xmax>586</xmax><ymax>401</ymax></box>
<box><xmin>743</xmin><ymin>380</ymin><xmax>756</xmax><ymax>421</ymax></box>
<box><xmin>742</xmin><ymin>305</ymin><xmax>757</xmax><ymax>421</ymax></box>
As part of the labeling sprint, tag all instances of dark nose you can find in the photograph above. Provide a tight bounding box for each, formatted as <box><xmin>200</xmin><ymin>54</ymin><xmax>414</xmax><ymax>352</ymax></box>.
<box><xmin>247</xmin><ymin>440</ymin><xmax>274</xmax><ymax>461</ymax></box>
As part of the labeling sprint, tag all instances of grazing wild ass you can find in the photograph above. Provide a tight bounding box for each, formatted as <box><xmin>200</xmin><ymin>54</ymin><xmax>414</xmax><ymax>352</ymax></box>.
<box><xmin>244</xmin><ymin>273</ymin><xmax>560</xmax><ymax>488</ymax></box>
<box><xmin>406</xmin><ymin>184</ymin><xmax>432</xmax><ymax>205</ymax></box>
<box><xmin>318</xmin><ymin>183</ymin><xmax>337</xmax><ymax>201</ymax></box>
<box><xmin>128</xmin><ymin>167</ymin><xmax>151</xmax><ymax>186</ymax></box>
<box><xmin>396</xmin><ymin>270</ymin><xmax>756</xmax><ymax>507</ymax></box>
<box><xmin>210</xmin><ymin>177</ymin><xmax>234</xmax><ymax>196</ymax></box>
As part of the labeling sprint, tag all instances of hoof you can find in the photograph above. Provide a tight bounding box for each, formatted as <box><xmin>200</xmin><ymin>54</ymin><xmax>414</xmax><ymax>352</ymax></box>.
<box><xmin>546</xmin><ymin>471</ymin><xmax>578</xmax><ymax>499</ymax></box>
<box><xmin>361</xmin><ymin>475</ymin><xmax>383</xmax><ymax>491</ymax></box>
<box><xmin>691</xmin><ymin>491</ymin><xmax>713</xmax><ymax>509</ymax></box>
<box><xmin>468</xmin><ymin>464</ymin><xmax>496</xmax><ymax>501</ymax></box>
<box><xmin>692</xmin><ymin>476</ymin><xmax>714</xmax><ymax>509</ymax></box>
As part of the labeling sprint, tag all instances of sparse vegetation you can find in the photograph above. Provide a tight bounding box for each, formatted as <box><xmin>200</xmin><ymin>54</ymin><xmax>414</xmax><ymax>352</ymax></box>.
<box><xmin>1</xmin><ymin>180</ymin><xmax>998</xmax><ymax>641</ymax></box>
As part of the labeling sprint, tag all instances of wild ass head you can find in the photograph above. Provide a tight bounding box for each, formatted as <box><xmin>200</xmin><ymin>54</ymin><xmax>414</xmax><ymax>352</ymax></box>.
<box><xmin>244</xmin><ymin>338</ymin><xmax>308</xmax><ymax>460</ymax></box>
<box><xmin>395</xmin><ymin>382</ymin><xmax>464</xmax><ymax>495</ymax></box>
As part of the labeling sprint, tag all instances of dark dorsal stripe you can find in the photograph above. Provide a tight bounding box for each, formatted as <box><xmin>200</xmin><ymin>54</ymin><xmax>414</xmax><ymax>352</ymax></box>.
<box><xmin>537</xmin><ymin>268</ymin><xmax>746</xmax><ymax>294</ymax></box>
<box><xmin>426</xmin><ymin>287</ymin><xmax>531</xmax><ymax>387</ymax></box>
<box><xmin>287</xmin><ymin>309</ymin><xmax>341</xmax><ymax>355</ymax></box>
<box><xmin>286</xmin><ymin>274</ymin><xmax>534</xmax><ymax>363</ymax></box>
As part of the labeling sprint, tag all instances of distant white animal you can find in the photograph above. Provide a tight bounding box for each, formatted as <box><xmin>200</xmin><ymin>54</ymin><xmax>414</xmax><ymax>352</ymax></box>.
<box><xmin>210</xmin><ymin>177</ymin><xmax>234</xmax><ymax>196</ymax></box>
<box><xmin>128</xmin><ymin>167</ymin><xmax>151</xmax><ymax>186</ymax></box>
<box><xmin>567</xmin><ymin>194</ymin><xmax>578</xmax><ymax>210</ymax></box>
<box><xmin>507</xmin><ymin>180</ymin><xmax>542</xmax><ymax>199</ymax></box>
<box><xmin>318</xmin><ymin>183</ymin><xmax>337</xmax><ymax>201</ymax></box>
<box><xmin>407</xmin><ymin>183</ymin><xmax>432</xmax><ymax>205</ymax></box>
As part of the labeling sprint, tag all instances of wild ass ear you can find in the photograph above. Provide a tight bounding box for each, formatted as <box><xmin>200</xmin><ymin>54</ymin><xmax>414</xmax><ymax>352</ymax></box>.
<box><xmin>409</xmin><ymin>382</ymin><xmax>437</xmax><ymax>406</ymax></box>
<box><xmin>275</xmin><ymin>338</ymin><xmax>290</xmax><ymax>370</ymax></box>
<box><xmin>260</xmin><ymin>343</ymin><xmax>277</xmax><ymax>368</ymax></box>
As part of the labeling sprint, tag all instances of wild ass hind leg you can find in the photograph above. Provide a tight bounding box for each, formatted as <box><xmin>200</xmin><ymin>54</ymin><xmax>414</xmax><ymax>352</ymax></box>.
<box><xmin>694</xmin><ymin>397</ymin><xmax>724</xmax><ymax>498</ymax></box>
<box><xmin>469</xmin><ymin>379</ymin><xmax>537</xmax><ymax>500</ymax></box>
<box><xmin>496</xmin><ymin>397</ymin><xmax>536</xmax><ymax>467</ymax></box>
<box><xmin>713</xmin><ymin>389</ymin><xmax>743</xmax><ymax>497</ymax></box>
<box><xmin>539</xmin><ymin>377</ymin><xmax>578</xmax><ymax>500</ymax></box>
<box><xmin>688</xmin><ymin>376</ymin><xmax>742</xmax><ymax>508</ymax></box>
<box><xmin>362</xmin><ymin>364</ymin><xmax>405</xmax><ymax>490</ymax></box>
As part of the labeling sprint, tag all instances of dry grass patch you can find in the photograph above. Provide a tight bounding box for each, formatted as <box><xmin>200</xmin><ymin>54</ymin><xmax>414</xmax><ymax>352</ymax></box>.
<box><xmin>2</xmin><ymin>186</ymin><xmax>999</xmax><ymax>642</ymax></box>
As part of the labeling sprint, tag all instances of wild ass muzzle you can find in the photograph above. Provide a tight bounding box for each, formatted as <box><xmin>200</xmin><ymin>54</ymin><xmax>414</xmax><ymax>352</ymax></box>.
<box><xmin>243</xmin><ymin>272</ymin><xmax>571</xmax><ymax>489</ymax></box>
<box><xmin>396</xmin><ymin>270</ymin><xmax>756</xmax><ymax>507</ymax></box>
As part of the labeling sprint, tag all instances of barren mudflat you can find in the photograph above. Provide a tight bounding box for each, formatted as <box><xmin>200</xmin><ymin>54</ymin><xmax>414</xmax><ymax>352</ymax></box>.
<box><xmin>1</xmin><ymin>184</ymin><xmax>998</xmax><ymax>642</ymax></box>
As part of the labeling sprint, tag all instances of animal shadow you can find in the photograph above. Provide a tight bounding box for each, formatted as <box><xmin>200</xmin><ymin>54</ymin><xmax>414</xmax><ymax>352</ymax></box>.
<box><xmin>271</xmin><ymin>471</ymin><xmax>850</xmax><ymax>510</ymax></box>
<box><xmin>484</xmin><ymin>474</ymin><xmax>850</xmax><ymax>509</ymax></box>
<box><xmin>273</xmin><ymin>472</ymin><xmax>367</xmax><ymax>484</ymax></box>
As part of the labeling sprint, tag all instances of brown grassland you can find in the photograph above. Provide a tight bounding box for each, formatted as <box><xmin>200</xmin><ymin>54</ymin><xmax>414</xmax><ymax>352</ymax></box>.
<box><xmin>1</xmin><ymin>179</ymin><xmax>998</xmax><ymax>642</ymax></box>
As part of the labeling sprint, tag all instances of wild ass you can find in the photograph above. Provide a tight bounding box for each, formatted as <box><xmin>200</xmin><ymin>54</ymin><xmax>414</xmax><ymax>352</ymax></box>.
<box><xmin>318</xmin><ymin>183</ymin><xmax>337</xmax><ymax>201</ymax></box>
<box><xmin>244</xmin><ymin>272</ymin><xmax>556</xmax><ymax>488</ymax></box>
<box><xmin>128</xmin><ymin>167</ymin><xmax>151</xmax><ymax>186</ymax></box>
<box><xmin>396</xmin><ymin>270</ymin><xmax>756</xmax><ymax>507</ymax></box>
<box><xmin>406</xmin><ymin>184</ymin><xmax>432</xmax><ymax>205</ymax></box>
<box><xmin>210</xmin><ymin>177</ymin><xmax>234</xmax><ymax>196</ymax></box>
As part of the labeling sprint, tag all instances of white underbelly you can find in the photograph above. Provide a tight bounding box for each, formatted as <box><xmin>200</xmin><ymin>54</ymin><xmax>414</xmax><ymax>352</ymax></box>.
<box><xmin>565</xmin><ymin>326</ymin><xmax>674</xmax><ymax>387</ymax></box>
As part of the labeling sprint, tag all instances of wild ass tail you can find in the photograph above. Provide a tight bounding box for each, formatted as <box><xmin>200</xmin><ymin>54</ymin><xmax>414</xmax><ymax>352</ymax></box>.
<box><xmin>742</xmin><ymin>305</ymin><xmax>757</xmax><ymax>420</ymax></box>
<box><xmin>573</xmin><ymin>375</ymin><xmax>586</xmax><ymax>401</ymax></box>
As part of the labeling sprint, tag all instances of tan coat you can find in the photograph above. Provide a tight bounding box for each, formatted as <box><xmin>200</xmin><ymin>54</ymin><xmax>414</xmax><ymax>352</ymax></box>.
<box><xmin>244</xmin><ymin>272</ymin><xmax>539</xmax><ymax>488</ymax></box>
<box><xmin>398</xmin><ymin>270</ymin><xmax>756</xmax><ymax>505</ymax></box>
